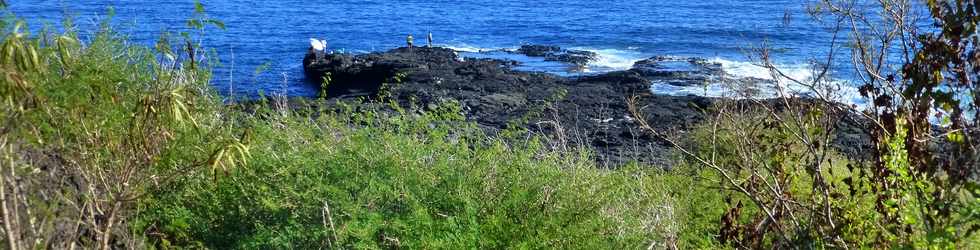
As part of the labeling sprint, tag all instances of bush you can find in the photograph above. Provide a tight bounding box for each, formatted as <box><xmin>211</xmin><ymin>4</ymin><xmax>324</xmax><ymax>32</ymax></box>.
<box><xmin>0</xmin><ymin>10</ymin><xmax>688</xmax><ymax>249</ymax></box>
<box><xmin>3</xmin><ymin>1</ymin><xmax>977</xmax><ymax>249</ymax></box>
<box><xmin>134</xmin><ymin>100</ymin><xmax>690</xmax><ymax>249</ymax></box>
<box><xmin>633</xmin><ymin>98</ymin><xmax>980</xmax><ymax>248</ymax></box>
<box><xmin>0</xmin><ymin>11</ymin><xmax>236</xmax><ymax>248</ymax></box>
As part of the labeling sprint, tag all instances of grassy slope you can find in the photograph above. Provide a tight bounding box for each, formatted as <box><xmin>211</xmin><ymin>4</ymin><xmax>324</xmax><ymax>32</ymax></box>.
<box><xmin>0</xmin><ymin>15</ymin><xmax>728</xmax><ymax>249</ymax></box>
<box><xmin>137</xmin><ymin>104</ymin><xmax>682</xmax><ymax>248</ymax></box>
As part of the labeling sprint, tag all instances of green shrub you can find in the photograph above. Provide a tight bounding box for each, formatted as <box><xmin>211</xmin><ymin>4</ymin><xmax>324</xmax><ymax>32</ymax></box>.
<box><xmin>0</xmin><ymin>9</ymin><xmax>690</xmax><ymax>249</ymax></box>
<box><xmin>0</xmin><ymin>8</ymin><xmax>244</xmax><ymax>248</ymax></box>
<box><xmin>662</xmin><ymin>100</ymin><xmax>980</xmax><ymax>248</ymax></box>
<box><xmin>135</xmin><ymin>101</ymin><xmax>687</xmax><ymax>249</ymax></box>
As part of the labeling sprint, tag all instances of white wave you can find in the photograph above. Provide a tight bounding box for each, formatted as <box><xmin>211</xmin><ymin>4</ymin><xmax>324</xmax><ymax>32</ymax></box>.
<box><xmin>442</xmin><ymin>44</ymin><xmax>513</xmax><ymax>53</ymax></box>
<box><xmin>444</xmin><ymin>44</ymin><xmax>866</xmax><ymax>106</ymax></box>
<box><xmin>651</xmin><ymin>81</ymin><xmax>732</xmax><ymax>98</ymax></box>
<box><xmin>571</xmin><ymin>47</ymin><xmax>646</xmax><ymax>72</ymax></box>
<box><xmin>708</xmin><ymin>58</ymin><xmax>816</xmax><ymax>85</ymax></box>
<box><xmin>443</xmin><ymin>45</ymin><xmax>484</xmax><ymax>53</ymax></box>
<box><xmin>678</xmin><ymin>57</ymin><xmax>867</xmax><ymax>106</ymax></box>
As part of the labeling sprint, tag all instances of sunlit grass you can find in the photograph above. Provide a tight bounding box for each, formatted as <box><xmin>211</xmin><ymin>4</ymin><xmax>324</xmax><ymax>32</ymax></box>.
<box><xmin>0</xmin><ymin>12</ymin><xmax>689</xmax><ymax>249</ymax></box>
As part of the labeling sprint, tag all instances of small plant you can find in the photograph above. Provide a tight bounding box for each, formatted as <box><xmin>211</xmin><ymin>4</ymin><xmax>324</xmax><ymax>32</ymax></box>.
<box><xmin>377</xmin><ymin>71</ymin><xmax>407</xmax><ymax>102</ymax></box>
<box><xmin>319</xmin><ymin>72</ymin><xmax>332</xmax><ymax>99</ymax></box>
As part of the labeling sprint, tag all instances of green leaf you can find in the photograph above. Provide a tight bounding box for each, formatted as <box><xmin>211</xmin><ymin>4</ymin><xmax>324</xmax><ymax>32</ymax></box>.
<box><xmin>947</xmin><ymin>131</ymin><xmax>965</xmax><ymax>144</ymax></box>
<box><xmin>186</xmin><ymin>19</ymin><xmax>203</xmax><ymax>29</ymax></box>
<box><xmin>885</xmin><ymin>198</ymin><xmax>899</xmax><ymax>207</ymax></box>
<box><xmin>205</xmin><ymin>19</ymin><xmax>225</xmax><ymax>30</ymax></box>
<box><xmin>932</xmin><ymin>91</ymin><xmax>957</xmax><ymax>112</ymax></box>
<box><xmin>254</xmin><ymin>61</ymin><xmax>271</xmax><ymax>76</ymax></box>
<box><xmin>194</xmin><ymin>1</ymin><xmax>205</xmax><ymax>14</ymax></box>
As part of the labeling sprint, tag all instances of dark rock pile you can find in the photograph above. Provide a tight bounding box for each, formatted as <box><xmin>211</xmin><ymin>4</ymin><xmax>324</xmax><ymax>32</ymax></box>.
<box><xmin>630</xmin><ymin>56</ymin><xmax>724</xmax><ymax>86</ymax></box>
<box><xmin>301</xmin><ymin>45</ymin><xmax>870</xmax><ymax>167</ymax></box>
<box><xmin>513</xmin><ymin>45</ymin><xmax>599</xmax><ymax>66</ymax></box>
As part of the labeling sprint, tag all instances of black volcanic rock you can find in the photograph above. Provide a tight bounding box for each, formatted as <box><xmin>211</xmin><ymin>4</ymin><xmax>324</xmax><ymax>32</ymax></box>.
<box><xmin>516</xmin><ymin>45</ymin><xmax>561</xmax><ymax>57</ymax></box>
<box><xmin>300</xmin><ymin>46</ymin><xmax>868</xmax><ymax>167</ymax></box>
<box><xmin>629</xmin><ymin>56</ymin><xmax>725</xmax><ymax>86</ymax></box>
<box><xmin>302</xmin><ymin>46</ymin><xmax>707</xmax><ymax>166</ymax></box>
<box><xmin>545</xmin><ymin>50</ymin><xmax>599</xmax><ymax>66</ymax></box>
<box><xmin>513</xmin><ymin>45</ymin><xmax>599</xmax><ymax>66</ymax></box>
<box><xmin>303</xmin><ymin>47</ymin><xmax>462</xmax><ymax>97</ymax></box>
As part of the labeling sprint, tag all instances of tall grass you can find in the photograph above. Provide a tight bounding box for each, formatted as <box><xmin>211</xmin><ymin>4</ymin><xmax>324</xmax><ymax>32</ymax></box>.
<box><xmin>0</xmin><ymin>10</ymin><xmax>693</xmax><ymax>249</ymax></box>
<box><xmin>136</xmin><ymin>101</ymin><xmax>690</xmax><ymax>248</ymax></box>
<box><xmin>0</xmin><ymin>9</ymin><xmax>253</xmax><ymax>248</ymax></box>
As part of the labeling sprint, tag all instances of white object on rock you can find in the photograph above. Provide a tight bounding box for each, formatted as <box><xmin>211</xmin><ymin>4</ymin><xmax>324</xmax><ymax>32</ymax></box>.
<box><xmin>309</xmin><ymin>38</ymin><xmax>325</xmax><ymax>51</ymax></box>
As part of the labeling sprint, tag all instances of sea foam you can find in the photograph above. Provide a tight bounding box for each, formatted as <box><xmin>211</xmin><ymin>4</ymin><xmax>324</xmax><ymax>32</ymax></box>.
<box><xmin>447</xmin><ymin>45</ymin><xmax>866</xmax><ymax>106</ymax></box>
<box><xmin>653</xmin><ymin>57</ymin><xmax>866</xmax><ymax>107</ymax></box>
<box><xmin>572</xmin><ymin>47</ymin><xmax>647</xmax><ymax>72</ymax></box>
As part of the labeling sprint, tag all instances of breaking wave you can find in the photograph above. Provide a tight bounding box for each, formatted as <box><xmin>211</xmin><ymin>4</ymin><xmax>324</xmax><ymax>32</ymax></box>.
<box><xmin>654</xmin><ymin>57</ymin><xmax>866</xmax><ymax>107</ymax></box>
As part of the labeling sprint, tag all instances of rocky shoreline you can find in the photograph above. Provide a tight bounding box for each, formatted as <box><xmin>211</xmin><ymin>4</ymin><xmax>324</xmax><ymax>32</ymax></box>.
<box><xmin>300</xmin><ymin>46</ymin><xmax>869</xmax><ymax>166</ymax></box>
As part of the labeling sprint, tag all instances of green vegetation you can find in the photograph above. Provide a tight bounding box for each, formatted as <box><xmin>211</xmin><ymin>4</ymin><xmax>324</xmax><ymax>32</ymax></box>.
<box><xmin>0</xmin><ymin>9</ymin><xmax>700</xmax><ymax>249</ymax></box>
<box><xmin>136</xmin><ymin>103</ymin><xmax>684</xmax><ymax>249</ymax></box>
<box><xmin>659</xmin><ymin>100</ymin><xmax>980</xmax><ymax>248</ymax></box>
<box><xmin>1</xmin><ymin>1</ymin><xmax>978</xmax><ymax>249</ymax></box>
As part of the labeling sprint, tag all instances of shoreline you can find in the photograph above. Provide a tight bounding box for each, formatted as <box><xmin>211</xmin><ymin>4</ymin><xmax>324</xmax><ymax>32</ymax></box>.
<box><xmin>293</xmin><ymin>45</ymin><xmax>871</xmax><ymax>166</ymax></box>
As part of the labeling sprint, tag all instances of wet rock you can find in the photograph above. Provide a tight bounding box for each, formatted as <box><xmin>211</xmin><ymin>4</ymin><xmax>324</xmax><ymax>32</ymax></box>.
<box><xmin>513</xmin><ymin>45</ymin><xmax>599</xmax><ymax>66</ymax></box>
<box><xmin>544</xmin><ymin>50</ymin><xmax>598</xmax><ymax>66</ymax></box>
<box><xmin>629</xmin><ymin>56</ymin><xmax>725</xmax><ymax>86</ymax></box>
<box><xmin>516</xmin><ymin>45</ymin><xmax>561</xmax><ymax>57</ymax></box>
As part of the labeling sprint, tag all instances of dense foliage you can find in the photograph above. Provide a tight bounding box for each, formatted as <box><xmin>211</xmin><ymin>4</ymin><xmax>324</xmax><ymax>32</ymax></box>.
<box><xmin>0</xmin><ymin>7</ymin><xmax>699</xmax><ymax>249</ymax></box>
<box><xmin>647</xmin><ymin>0</ymin><xmax>980</xmax><ymax>248</ymax></box>
<box><xmin>0</xmin><ymin>1</ymin><xmax>977</xmax><ymax>249</ymax></box>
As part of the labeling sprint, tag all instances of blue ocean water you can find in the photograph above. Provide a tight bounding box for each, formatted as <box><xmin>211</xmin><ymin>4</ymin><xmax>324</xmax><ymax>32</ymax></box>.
<box><xmin>7</xmin><ymin>0</ymin><xmax>853</xmax><ymax>99</ymax></box>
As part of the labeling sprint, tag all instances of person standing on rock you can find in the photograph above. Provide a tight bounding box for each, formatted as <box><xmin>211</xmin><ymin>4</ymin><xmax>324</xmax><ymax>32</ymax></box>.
<box><xmin>427</xmin><ymin>32</ymin><xmax>433</xmax><ymax>47</ymax></box>
<box><xmin>406</xmin><ymin>34</ymin><xmax>414</xmax><ymax>48</ymax></box>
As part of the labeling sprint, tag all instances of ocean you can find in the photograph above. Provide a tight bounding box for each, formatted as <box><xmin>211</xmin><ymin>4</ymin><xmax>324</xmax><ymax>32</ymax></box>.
<box><xmin>7</xmin><ymin>0</ymin><xmax>860</xmax><ymax>102</ymax></box>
